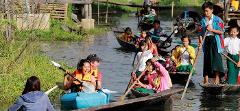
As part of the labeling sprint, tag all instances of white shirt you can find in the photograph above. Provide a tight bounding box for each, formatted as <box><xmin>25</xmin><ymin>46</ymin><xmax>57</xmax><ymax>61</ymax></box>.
<box><xmin>224</xmin><ymin>37</ymin><xmax>240</xmax><ymax>55</ymax></box>
<box><xmin>180</xmin><ymin>47</ymin><xmax>190</xmax><ymax>65</ymax></box>
<box><xmin>135</xmin><ymin>50</ymin><xmax>153</xmax><ymax>71</ymax></box>
<box><xmin>205</xmin><ymin>14</ymin><xmax>214</xmax><ymax>36</ymax></box>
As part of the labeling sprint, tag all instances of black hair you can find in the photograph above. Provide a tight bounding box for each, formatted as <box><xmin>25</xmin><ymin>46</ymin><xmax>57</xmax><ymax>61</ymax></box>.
<box><xmin>153</xmin><ymin>19</ymin><xmax>160</xmax><ymax>24</ymax></box>
<box><xmin>125</xmin><ymin>27</ymin><xmax>132</xmax><ymax>33</ymax></box>
<box><xmin>229</xmin><ymin>26</ymin><xmax>239</xmax><ymax>32</ymax></box>
<box><xmin>77</xmin><ymin>59</ymin><xmax>91</xmax><ymax>71</ymax></box>
<box><xmin>86</xmin><ymin>54</ymin><xmax>101</xmax><ymax>62</ymax></box>
<box><xmin>181</xmin><ymin>36</ymin><xmax>191</xmax><ymax>44</ymax></box>
<box><xmin>146</xmin><ymin>59</ymin><xmax>156</xmax><ymax>71</ymax></box>
<box><xmin>139</xmin><ymin>40</ymin><xmax>147</xmax><ymax>48</ymax></box>
<box><xmin>202</xmin><ymin>1</ymin><xmax>214</xmax><ymax>11</ymax></box>
<box><xmin>22</xmin><ymin>76</ymin><xmax>41</xmax><ymax>95</ymax></box>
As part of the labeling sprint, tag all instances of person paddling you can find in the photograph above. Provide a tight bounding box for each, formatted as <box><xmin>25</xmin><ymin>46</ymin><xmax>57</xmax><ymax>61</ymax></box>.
<box><xmin>171</xmin><ymin>36</ymin><xmax>196</xmax><ymax>74</ymax></box>
<box><xmin>87</xmin><ymin>54</ymin><xmax>103</xmax><ymax>90</ymax></box>
<box><xmin>136</xmin><ymin>58</ymin><xmax>172</xmax><ymax>93</ymax></box>
<box><xmin>121</xmin><ymin>27</ymin><xmax>134</xmax><ymax>43</ymax></box>
<box><xmin>149</xmin><ymin>19</ymin><xmax>167</xmax><ymax>37</ymax></box>
<box><xmin>8</xmin><ymin>76</ymin><xmax>54</xmax><ymax>111</ymax></box>
<box><xmin>199</xmin><ymin>2</ymin><xmax>225</xmax><ymax>84</ymax></box>
<box><xmin>64</xmin><ymin>59</ymin><xmax>96</xmax><ymax>92</ymax></box>
<box><xmin>224</xmin><ymin>26</ymin><xmax>240</xmax><ymax>84</ymax></box>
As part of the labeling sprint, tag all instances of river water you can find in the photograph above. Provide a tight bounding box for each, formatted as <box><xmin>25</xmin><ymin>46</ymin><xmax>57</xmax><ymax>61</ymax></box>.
<box><xmin>42</xmin><ymin>10</ymin><xmax>240</xmax><ymax>111</ymax></box>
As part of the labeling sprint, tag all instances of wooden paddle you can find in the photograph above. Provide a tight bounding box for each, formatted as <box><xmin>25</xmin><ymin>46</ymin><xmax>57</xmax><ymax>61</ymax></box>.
<box><xmin>221</xmin><ymin>53</ymin><xmax>239</xmax><ymax>66</ymax></box>
<box><xmin>181</xmin><ymin>31</ymin><xmax>208</xmax><ymax>100</ymax></box>
<box><xmin>124</xmin><ymin>48</ymin><xmax>146</xmax><ymax>93</ymax></box>
<box><xmin>120</xmin><ymin>65</ymin><xmax>150</xmax><ymax>101</ymax></box>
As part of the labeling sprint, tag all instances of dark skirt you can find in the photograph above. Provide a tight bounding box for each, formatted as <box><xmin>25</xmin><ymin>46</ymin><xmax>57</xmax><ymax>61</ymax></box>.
<box><xmin>203</xmin><ymin>36</ymin><xmax>224</xmax><ymax>78</ymax></box>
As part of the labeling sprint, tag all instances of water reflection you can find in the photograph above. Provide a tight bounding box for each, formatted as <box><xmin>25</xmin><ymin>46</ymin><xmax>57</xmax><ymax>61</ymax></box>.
<box><xmin>200</xmin><ymin>91</ymin><xmax>240</xmax><ymax>111</ymax></box>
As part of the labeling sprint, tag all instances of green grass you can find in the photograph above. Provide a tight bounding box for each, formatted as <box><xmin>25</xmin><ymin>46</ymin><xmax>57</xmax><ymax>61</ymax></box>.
<box><xmin>0</xmin><ymin>40</ymin><xmax>75</xmax><ymax>109</ymax></box>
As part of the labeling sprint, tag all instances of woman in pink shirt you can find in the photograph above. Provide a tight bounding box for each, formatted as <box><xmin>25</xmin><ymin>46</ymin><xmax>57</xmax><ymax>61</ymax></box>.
<box><xmin>137</xmin><ymin>58</ymin><xmax>172</xmax><ymax>92</ymax></box>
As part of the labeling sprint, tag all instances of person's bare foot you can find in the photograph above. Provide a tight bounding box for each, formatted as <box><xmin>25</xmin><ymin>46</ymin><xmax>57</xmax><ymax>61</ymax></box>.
<box><xmin>215</xmin><ymin>73</ymin><xmax>220</xmax><ymax>85</ymax></box>
<box><xmin>203</xmin><ymin>76</ymin><xmax>209</xmax><ymax>85</ymax></box>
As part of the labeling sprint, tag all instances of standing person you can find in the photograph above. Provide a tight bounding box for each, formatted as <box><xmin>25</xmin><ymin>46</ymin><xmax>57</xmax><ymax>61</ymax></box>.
<box><xmin>199</xmin><ymin>1</ymin><xmax>225</xmax><ymax>84</ymax></box>
<box><xmin>132</xmin><ymin>41</ymin><xmax>153</xmax><ymax>83</ymax></box>
<box><xmin>171</xmin><ymin>36</ymin><xmax>196</xmax><ymax>73</ymax></box>
<box><xmin>224</xmin><ymin>26</ymin><xmax>240</xmax><ymax>84</ymax></box>
<box><xmin>87</xmin><ymin>54</ymin><xmax>103</xmax><ymax>90</ymax></box>
<box><xmin>64</xmin><ymin>59</ymin><xmax>96</xmax><ymax>92</ymax></box>
<box><xmin>8</xmin><ymin>76</ymin><xmax>54</xmax><ymax>111</ymax></box>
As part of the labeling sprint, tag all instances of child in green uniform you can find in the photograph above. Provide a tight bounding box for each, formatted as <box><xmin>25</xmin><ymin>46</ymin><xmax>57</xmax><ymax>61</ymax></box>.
<box><xmin>224</xmin><ymin>26</ymin><xmax>240</xmax><ymax>84</ymax></box>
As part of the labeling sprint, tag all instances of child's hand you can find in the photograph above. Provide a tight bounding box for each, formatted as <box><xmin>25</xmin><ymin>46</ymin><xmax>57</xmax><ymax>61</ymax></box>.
<box><xmin>151</xmin><ymin>57</ymin><xmax>157</xmax><ymax>63</ymax></box>
<box><xmin>207</xmin><ymin>25</ymin><xmax>213</xmax><ymax>32</ymax></box>
<box><xmin>237</xmin><ymin>61</ymin><xmax>240</xmax><ymax>67</ymax></box>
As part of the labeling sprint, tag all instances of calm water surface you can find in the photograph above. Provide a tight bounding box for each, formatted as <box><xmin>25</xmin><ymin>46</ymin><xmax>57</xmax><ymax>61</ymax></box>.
<box><xmin>42</xmin><ymin>10</ymin><xmax>240</xmax><ymax>111</ymax></box>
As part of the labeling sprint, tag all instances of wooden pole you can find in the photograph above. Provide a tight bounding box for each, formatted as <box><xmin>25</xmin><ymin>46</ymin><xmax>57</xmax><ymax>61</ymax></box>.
<box><xmin>98</xmin><ymin>0</ymin><xmax>100</xmax><ymax>24</ymax></box>
<box><xmin>5</xmin><ymin>0</ymin><xmax>12</xmax><ymax>41</ymax></box>
<box><xmin>105</xmin><ymin>0</ymin><xmax>109</xmax><ymax>24</ymax></box>
<box><xmin>171</xmin><ymin>1</ymin><xmax>174</xmax><ymax>32</ymax></box>
<box><xmin>222</xmin><ymin>53</ymin><xmax>238</xmax><ymax>65</ymax></box>
<box><xmin>45</xmin><ymin>85</ymin><xmax>58</xmax><ymax>95</ymax></box>
<box><xmin>89</xmin><ymin>4</ymin><xmax>92</xmax><ymax>19</ymax></box>
<box><xmin>84</xmin><ymin>4</ymin><xmax>88</xmax><ymax>19</ymax></box>
<box><xmin>120</xmin><ymin>65</ymin><xmax>150</xmax><ymax>101</ymax></box>
<box><xmin>181</xmin><ymin>31</ymin><xmax>208</xmax><ymax>100</ymax></box>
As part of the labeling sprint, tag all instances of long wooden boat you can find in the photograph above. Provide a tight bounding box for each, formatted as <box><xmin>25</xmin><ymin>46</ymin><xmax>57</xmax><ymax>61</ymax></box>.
<box><xmin>168</xmin><ymin>72</ymin><xmax>194</xmax><ymax>86</ymax></box>
<box><xmin>113</xmin><ymin>29</ymin><xmax>170</xmax><ymax>56</ymax></box>
<box><xmin>114</xmin><ymin>32</ymin><xmax>138</xmax><ymax>51</ymax></box>
<box><xmin>74</xmin><ymin>88</ymin><xmax>183</xmax><ymax>111</ymax></box>
<box><xmin>131</xmin><ymin>89</ymin><xmax>151</xmax><ymax>97</ymax></box>
<box><xmin>200</xmin><ymin>83</ymin><xmax>240</xmax><ymax>95</ymax></box>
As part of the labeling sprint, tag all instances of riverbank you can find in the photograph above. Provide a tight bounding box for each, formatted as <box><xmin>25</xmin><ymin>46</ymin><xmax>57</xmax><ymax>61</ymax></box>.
<box><xmin>0</xmin><ymin>18</ymin><xmax>108</xmax><ymax>110</ymax></box>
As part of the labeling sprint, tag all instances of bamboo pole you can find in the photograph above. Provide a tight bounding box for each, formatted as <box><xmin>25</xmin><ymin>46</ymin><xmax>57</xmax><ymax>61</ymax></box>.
<box><xmin>181</xmin><ymin>31</ymin><xmax>208</xmax><ymax>100</ymax></box>
<box><xmin>105</xmin><ymin>0</ymin><xmax>109</xmax><ymax>24</ymax></box>
<box><xmin>171</xmin><ymin>1</ymin><xmax>174</xmax><ymax>32</ymax></box>
<box><xmin>222</xmin><ymin>53</ymin><xmax>238</xmax><ymax>65</ymax></box>
<box><xmin>45</xmin><ymin>85</ymin><xmax>58</xmax><ymax>95</ymax></box>
<box><xmin>98</xmin><ymin>0</ymin><xmax>100</xmax><ymax>24</ymax></box>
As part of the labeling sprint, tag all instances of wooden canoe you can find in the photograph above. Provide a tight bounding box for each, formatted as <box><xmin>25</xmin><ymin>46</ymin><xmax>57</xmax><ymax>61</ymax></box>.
<box><xmin>113</xmin><ymin>30</ymin><xmax>138</xmax><ymax>52</ymax></box>
<box><xmin>168</xmin><ymin>72</ymin><xmax>194</xmax><ymax>86</ymax></box>
<box><xmin>75</xmin><ymin>88</ymin><xmax>183</xmax><ymax>111</ymax></box>
<box><xmin>200</xmin><ymin>83</ymin><xmax>225</xmax><ymax>95</ymax></box>
<box><xmin>200</xmin><ymin>83</ymin><xmax>240</xmax><ymax>95</ymax></box>
<box><xmin>131</xmin><ymin>89</ymin><xmax>151</xmax><ymax>97</ymax></box>
<box><xmin>113</xmin><ymin>30</ymin><xmax>170</xmax><ymax>56</ymax></box>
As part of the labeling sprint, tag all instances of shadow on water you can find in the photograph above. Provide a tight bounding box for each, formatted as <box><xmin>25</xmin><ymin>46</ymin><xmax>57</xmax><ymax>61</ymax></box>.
<box><xmin>199</xmin><ymin>91</ymin><xmax>240</xmax><ymax>111</ymax></box>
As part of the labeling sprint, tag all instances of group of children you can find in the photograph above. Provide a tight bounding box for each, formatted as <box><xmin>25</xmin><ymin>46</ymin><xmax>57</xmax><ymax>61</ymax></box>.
<box><xmin>64</xmin><ymin>54</ymin><xmax>103</xmax><ymax>92</ymax></box>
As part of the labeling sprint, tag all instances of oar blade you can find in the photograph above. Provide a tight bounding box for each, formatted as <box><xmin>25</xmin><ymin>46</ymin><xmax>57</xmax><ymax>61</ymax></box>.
<box><xmin>51</xmin><ymin>61</ymin><xmax>61</xmax><ymax>68</ymax></box>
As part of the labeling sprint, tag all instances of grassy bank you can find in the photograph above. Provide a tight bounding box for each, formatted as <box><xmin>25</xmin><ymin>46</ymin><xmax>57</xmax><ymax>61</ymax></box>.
<box><xmin>0</xmin><ymin>37</ymin><xmax>72</xmax><ymax>109</ymax></box>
